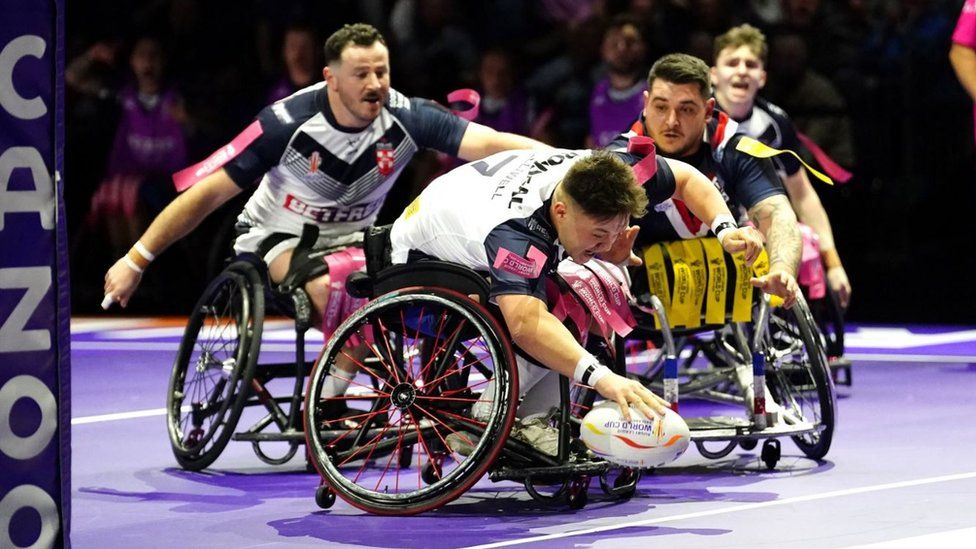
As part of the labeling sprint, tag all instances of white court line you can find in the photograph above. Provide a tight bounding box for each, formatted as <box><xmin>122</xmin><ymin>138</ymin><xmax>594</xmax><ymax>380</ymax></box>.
<box><xmin>72</xmin><ymin>341</ymin><xmax>321</xmax><ymax>353</ymax></box>
<box><xmin>73</xmin><ymin>341</ymin><xmax>976</xmax><ymax>364</ymax></box>
<box><xmin>461</xmin><ymin>471</ymin><xmax>976</xmax><ymax>549</ymax></box>
<box><xmin>845</xmin><ymin>353</ymin><xmax>976</xmax><ymax>364</ymax></box>
<box><xmin>72</xmin><ymin>407</ymin><xmax>183</xmax><ymax>425</ymax></box>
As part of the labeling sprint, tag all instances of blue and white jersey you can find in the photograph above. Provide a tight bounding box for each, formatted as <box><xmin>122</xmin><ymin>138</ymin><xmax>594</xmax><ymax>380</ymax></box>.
<box><xmin>390</xmin><ymin>149</ymin><xmax>674</xmax><ymax>302</ymax></box>
<box><xmin>730</xmin><ymin>96</ymin><xmax>803</xmax><ymax>177</ymax></box>
<box><xmin>225</xmin><ymin>83</ymin><xmax>469</xmax><ymax>248</ymax></box>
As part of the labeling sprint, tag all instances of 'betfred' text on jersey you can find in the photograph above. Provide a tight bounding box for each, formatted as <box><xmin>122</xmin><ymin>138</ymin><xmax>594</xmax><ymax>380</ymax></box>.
<box><xmin>283</xmin><ymin>194</ymin><xmax>383</xmax><ymax>223</ymax></box>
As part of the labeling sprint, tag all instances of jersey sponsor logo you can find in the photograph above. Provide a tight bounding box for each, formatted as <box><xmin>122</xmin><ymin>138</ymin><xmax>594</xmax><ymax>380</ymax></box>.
<box><xmin>376</xmin><ymin>141</ymin><xmax>395</xmax><ymax>177</ymax></box>
<box><xmin>308</xmin><ymin>151</ymin><xmax>321</xmax><ymax>174</ymax></box>
<box><xmin>283</xmin><ymin>193</ymin><xmax>383</xmax><ymax>223</ymax></box>
<box><xmin>493</xmin><ymin>245</ymin><xmax>548</xmax><ymax>279</ymax></box>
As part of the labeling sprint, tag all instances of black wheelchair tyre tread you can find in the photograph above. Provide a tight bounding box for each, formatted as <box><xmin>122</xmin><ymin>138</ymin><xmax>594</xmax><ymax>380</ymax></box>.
<box><xmin>167</xmin><ymin>261</ymin><xmax>264</xmax><ymax>470</ymax></box>
<box><xmin>787</xmin><ymin>299</ymin><xmax>836</xmax><ymax>460</ymax></box>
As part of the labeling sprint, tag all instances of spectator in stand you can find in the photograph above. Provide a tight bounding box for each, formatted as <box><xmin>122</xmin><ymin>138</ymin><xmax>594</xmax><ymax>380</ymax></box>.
<box><xmin>266</xmin><ymin>24</ymin><xmax>321</xmax><ymax>104</ymax></box>
<box><xmin>68</xmin><ymin>34</ymin><xmax>189</xmax><ymax>255</ymax></box>
<box><xmin>475</xmin><ymin>48</ymin><xmax>533</xmax><ymax>136</ymax></box>
<box><xmin>588</xmin><ymin>15</ymin><xmax>648</xmax><ymax>147</ymax></box>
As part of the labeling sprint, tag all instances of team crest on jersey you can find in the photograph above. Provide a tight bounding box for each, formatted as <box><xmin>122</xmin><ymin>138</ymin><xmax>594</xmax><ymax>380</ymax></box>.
<box><xmin>376</xmin><ymin>141</ymin><xmax>395</xmax><ymax>176</ymax></box>
<box><xmin>308</xmin><ymin>151</ymin><xmax>321</xmax><ymax>174</ymax></box>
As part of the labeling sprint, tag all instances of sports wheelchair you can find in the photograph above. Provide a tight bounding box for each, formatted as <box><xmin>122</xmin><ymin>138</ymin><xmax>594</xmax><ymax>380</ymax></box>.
<box><xmin>165</xmin><ymin>226</ymin><xmax>333</xmax><ymax>471</ymax></box>
<box><xmin>612</xmin><ymin>237</ymin><xmax>837</xmax><ymax>470</ymax></box>
<box><xmin>304</xmin><ymin>227</ymin><xmax>642</xmax><ymax>515</ymax></box>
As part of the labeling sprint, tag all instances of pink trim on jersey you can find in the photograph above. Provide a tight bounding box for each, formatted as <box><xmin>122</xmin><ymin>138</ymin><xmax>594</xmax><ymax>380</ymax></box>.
<box><xmin>493</xmin><ymin>245</ymin><xmax>547</xmax><ymax>278</ymax></box>
<box><xmin>953</xmin><ymin>0</ymin><xmax>976</xmax><ymax>47</ymax></box>
<box><xmin>172</xmin><ymin>120</ymin><xmax>264</xmax><ymax>191</ymax></box>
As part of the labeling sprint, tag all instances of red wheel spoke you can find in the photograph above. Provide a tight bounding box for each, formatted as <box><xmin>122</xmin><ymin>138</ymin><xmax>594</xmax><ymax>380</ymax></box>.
<box><xmin>375</xmin><ymin>317</ymin><xmax>404</xmax><ymax>385</ymax></box>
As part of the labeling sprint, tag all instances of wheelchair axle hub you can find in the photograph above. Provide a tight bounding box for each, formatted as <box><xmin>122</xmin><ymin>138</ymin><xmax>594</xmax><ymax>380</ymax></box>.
<box><xmin>391</xmin><ymin>383</ymin><xmax>417</xmax><ymax>409</ymax></box>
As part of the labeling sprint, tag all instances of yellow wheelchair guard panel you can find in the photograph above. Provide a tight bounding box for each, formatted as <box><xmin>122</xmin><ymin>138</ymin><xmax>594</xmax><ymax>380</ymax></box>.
<box><xmin>641</xmin><ymin>237</ymin><xmax>771</xmax><ymax>329</ymax></box>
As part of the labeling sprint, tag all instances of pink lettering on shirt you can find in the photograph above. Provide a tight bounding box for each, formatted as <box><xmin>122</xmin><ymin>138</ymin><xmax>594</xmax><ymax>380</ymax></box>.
<box><xmin>493</xmin><ymin>245</ymin><xmax>548</xmax><ymax>278</ymax></box>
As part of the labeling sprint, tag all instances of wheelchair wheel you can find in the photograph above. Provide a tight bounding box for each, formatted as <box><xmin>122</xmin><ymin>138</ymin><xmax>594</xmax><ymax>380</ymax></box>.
<box><xmin>305</xmin><ymin>287</ymin><xmax>518</xmax><ymax>516</ymax></box>
<box><xmin>758</xmin><ymin>298</ymin><xmax>836</xmax><ymax>460</ymax></box>
<box><xmin>167</xmin><ymin>261</ymin><xmax>263</xmax><ymax>471</ymax></box>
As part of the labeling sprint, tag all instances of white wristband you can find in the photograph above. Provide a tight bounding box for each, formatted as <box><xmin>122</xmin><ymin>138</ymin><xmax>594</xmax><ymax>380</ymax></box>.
<box><xmin>134</xmin><ymin>241</ymin><xmax>156</xmax><ymax>262</ymax></box>
<box><xmin>710</xmin><ymin>214</ymin><xmax>738</xmax><ymax>245</ymax></box>
<box><xmin>574</xmin><ymin>353</ymin><xmax>613</xmax><ymax>387</ymax></box>
<box><xmin>122</xmin><ymin>255</ymin><xmax>144</xmax><ymax>274</ymax></box>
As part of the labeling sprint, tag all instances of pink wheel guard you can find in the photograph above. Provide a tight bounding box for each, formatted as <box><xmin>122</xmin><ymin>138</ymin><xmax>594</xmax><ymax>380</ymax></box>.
<box><xmin>322</xmin><ymin>247</ymin><xmax>368</xmax><ymax>342</ymax></box>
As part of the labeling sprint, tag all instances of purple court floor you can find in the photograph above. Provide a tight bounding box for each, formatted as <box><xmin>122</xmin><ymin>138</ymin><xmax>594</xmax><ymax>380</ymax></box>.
<box><xmin>70</xmin><ymin>319</ymin><xmax>976</xmax><ymax>548</ymax></box>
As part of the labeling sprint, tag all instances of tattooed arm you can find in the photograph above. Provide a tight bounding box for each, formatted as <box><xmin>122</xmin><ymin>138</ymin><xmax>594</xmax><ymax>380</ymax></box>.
<box><xmin>747</xmin><ymin>194</ymin><xmax>802</xmax><ymax>307</ymax></box>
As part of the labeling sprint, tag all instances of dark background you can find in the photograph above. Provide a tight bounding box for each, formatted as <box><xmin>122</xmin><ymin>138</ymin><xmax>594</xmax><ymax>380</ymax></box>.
<box><xmin>65</xmin><ymin>0</ymin><xmax>976</xmax><ymax>325</ymax></box>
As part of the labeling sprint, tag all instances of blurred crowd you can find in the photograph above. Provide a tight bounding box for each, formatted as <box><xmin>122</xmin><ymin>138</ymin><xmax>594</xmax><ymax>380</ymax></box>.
<box><xmin>66</xmin><ymin>0</ymin><xmax>975</xmax><ymax>322</ymax></box>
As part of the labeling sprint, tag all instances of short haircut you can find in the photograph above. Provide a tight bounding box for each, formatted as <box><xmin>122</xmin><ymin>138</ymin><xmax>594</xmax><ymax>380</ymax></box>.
<box><xmin>324</xmin><ymin>23</ymin><xmax>386</xmax><ymax>65</ymax></box>
<box><xmin>714</xmin><ymin>24</ymin><xmax>768</xmax><ymax>65</ymax></box>
<box><xmin>647</xmin><ymin>53</ymin><xmax>711</xmax><ymax>99</ymax></box>
<box><xmin>562</xmin><ymin>152</ymin><xmax>648</xmax><ymax>219</ymax></box>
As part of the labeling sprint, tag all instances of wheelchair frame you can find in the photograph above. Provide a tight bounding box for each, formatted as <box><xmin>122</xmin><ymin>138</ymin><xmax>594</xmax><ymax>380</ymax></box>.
<box><xmin>617</xmin><ymin>291</ymin><xmax>837</xmax><ymax>470</ymax></box>
<box><xmin>304</xmin><ymin>260</ymin><xmax>641</xmax><ymax>515</ymax></box>
<box><xmin>166</xmin><ymin>254</ymin><xmax>318</xmax><ymax>471</ymax></box>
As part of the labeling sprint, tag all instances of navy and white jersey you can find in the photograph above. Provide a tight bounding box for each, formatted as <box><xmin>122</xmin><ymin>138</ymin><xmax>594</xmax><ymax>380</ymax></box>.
<box><xmin>612</xmin><ymin>111</ymin><xmax>785</xmax><ymax>246</ymax></box>
<box><xmin>390</xmin><ymin>149</ymin><xmax>675</xmax><ymax>302</ymax></box>
<box><xmin>728</xmin><ymin>96</ymin><xmax>803</xmax><ymax>177</ymax></box>
<box><xmin>225</xmin><ymin>83</ymin><xmax>469</xmax><ymax>249</ymax></box>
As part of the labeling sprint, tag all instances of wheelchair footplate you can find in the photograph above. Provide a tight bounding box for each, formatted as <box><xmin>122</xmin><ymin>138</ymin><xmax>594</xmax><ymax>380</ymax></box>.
<box><xmin>686</xmin><ymin>414</ymin><xmax>821</xmax><ymax>442</ymax></box>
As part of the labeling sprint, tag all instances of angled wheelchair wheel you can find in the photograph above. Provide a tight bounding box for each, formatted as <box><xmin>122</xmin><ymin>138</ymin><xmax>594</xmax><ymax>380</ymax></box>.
<box><xmin>305</xmin><ymin>287</ymin><xmax>518</xmax><ymax>516</ymax></box>
<box><xmin>759</xmin><ymin>298</ymin><xmax>836</xmax><ymax>460</ymax></box>
<box><xmin>167</xmin><ymin>261</ymin><xmax>263</xmax><ymax>471</ymax></box>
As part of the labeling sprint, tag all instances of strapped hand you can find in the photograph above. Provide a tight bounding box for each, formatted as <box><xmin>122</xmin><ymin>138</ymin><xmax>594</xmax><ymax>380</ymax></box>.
<box><xmin>719</xmin><ymin>226</ymin><xmax>764</xmax><ymax>266</ymax></box>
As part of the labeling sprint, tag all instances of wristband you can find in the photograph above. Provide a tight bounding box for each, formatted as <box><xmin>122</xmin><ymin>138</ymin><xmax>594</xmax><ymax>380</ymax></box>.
<box><xmin>710</xmin><ymin>214</ymin><xmax>738</xmax><ymax>245</ymax></box>
<box><xmin>122</xmin><ymin>255</ymin><xmax>144</xmax><ymax>274</ymax></box>
<box><xmin>574</xmin><ymin>353</ymin><xmax>612</xmax><ymax>387</ymax></box>
<box><xmin>134</xmin><ymin>241</ymin><xmax>156</xmax><ymax>262</ymax></box>
<box><xmin>821</xmin><ymin>248</ymin><xmax>842</xmax><ymax>269</ymax></box>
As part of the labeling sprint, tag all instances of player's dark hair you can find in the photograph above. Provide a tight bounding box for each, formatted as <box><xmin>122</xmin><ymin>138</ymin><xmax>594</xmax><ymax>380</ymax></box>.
<box><xmin>561</xmin><ymin>152</ymin><xmax>648</xmax><ymax>220</ymax></box>
<box><xmin>324</xmin><ymin>23</ymin><xmax>386</xmax><ymax>64</ymax></box>
<box><xmin>647</xmin><ymin>53</ymin><xmax>711</xmax><ymax>99</ymax></box>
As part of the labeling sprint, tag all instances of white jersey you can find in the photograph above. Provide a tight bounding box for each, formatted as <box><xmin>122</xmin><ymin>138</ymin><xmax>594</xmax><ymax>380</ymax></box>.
<box><xmin>391</xmin><ymin>148</ymin><xmax>674</xmax><ymax>301</ymax></box>
<box><xmin>224</xmin><ymin>82</ymin><xmax>469</xmax><ymax>254</ymax></box>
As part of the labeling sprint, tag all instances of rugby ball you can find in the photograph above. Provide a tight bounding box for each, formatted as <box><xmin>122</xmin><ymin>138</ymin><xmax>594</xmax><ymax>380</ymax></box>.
<box><xmin>580</xmin><ymin>402</ymin><xmax>690</xmax><ymax>468</ymax></box>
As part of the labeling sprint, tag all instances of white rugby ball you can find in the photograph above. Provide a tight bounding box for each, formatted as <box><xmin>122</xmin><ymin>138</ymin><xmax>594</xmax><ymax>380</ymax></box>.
<box><xmin>580</xmin><ymin>401</ymin><xmax>690</xmax><ymax>468</ymax></box>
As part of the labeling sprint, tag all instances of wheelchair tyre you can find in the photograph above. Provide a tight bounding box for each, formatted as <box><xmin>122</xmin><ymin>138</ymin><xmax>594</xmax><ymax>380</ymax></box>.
<box><xmin>305</xmin><ymin>287</ymin><xmax>518</xmax><ymax>516</ymax></box>
<box><xmin>760</xmin><ymin>299</ymin><xmax>836</xmax><ymax>460</ymax></box>
<box><xmin>167</xmin><ymin>262</ymin><xmax>263</xmax><ymax>471</ymax></box>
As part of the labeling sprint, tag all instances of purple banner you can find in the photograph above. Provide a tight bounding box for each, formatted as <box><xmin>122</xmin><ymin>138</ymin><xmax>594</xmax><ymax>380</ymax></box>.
<box><xmin>0</xmin><ymin>0</ymin><xmax>70</xmax><ymax>547</ymax></box>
